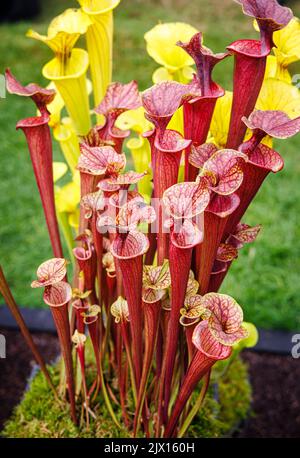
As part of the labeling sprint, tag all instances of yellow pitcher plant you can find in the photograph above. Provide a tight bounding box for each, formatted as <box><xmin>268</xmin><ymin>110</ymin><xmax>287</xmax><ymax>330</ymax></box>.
<box><xmin>145</xmin><ymin>22</ymin><xmax>198</xmax><ymax>84</ymax></box>
<box><xmin>27</xmin><ymin>9</ymin><xmax>92</xmax><ymax>135</ymax></box>
<box><xmin>78</xmin><ymin>0</ymin><xmax>121</xmax><ymax>106</ymax></box>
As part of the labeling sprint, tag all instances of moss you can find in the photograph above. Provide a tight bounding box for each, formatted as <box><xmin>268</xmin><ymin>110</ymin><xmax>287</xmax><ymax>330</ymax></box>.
<box><xmin>2</xmin><ymin>356</ymin><xmax>251</xmax><ymax>438</ymax></box>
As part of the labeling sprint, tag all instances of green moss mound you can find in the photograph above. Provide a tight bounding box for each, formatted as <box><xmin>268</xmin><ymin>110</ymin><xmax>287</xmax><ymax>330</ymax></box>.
<box><xmin>2</xmin><ymin>356</ymin><xmax>251</xmax><ymax>438</ymax></box>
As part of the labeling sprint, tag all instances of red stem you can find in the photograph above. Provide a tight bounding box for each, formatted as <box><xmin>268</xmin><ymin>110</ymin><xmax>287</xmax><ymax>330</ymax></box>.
<box><xmin>79</xmin><ymin>172</ymin><xmax>96</xmax><ymax>233</ymax></box>
<box><xmin>185</xmin><ymin>325</ymin><xmax>196</xmax><ymax>363</ymax></box>
<box><xmin>164</xmin><ymin>350</ymin><xmax>216</xmax><ymax>437</ymax></box>
<box><xmin>134</xmin><ymin>300</ymin><xmax>161</xmax><ymax>436</ymax></box>
<box><xmin>208</xmin><ymin>263</ymin><xmax>231</xmax><ymax>293</ymax></box>
<box><xmin>118</xmin><ymin>255</ymin><xmax>143</xmax><ymax>388</ymax></box>
<box><xmin>196</xmin><ymin>212</ymin><xmax>228</xmax><ymax>295</ymax></box>
<box><xmin>50</xmin><ymin>304</ymin><xmax>77</xmax><ymax>424</ymax></box>
<box><xmin>183</xmin><ymin>97</ymin><xmax>218</xmax><ymax>181</ymax></box>
<box><xmin>150</xmin><ymin>135</ymin><xmax>182</xmax><ymax>264</ymax></box>
<box><xmin>226</xmin><ymin>42</ymin><xmax>268</xmax><ymax>149</ymax></box>
<box><xmin>163</xmin><ymin>243</ymin><xmax>192</xmax><ymax>422</ymax></box>
<box><xmin>92</xmin><ymin>213</ymin><xmax>103</xmax><ymax>308</ymax></box>
<box><xmin>17</xmin><ymin>121</ymin><xmax>63</xmax><ymax>258</ymax></box>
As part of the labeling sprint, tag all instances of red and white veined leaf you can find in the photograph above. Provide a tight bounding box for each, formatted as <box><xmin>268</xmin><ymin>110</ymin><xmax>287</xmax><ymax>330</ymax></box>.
<box><xmin>143</xmin><ymin>262</ymin><xmax>171</xmax><ymax>290</ymax></box>
<box><xmin>73</xmin><ymin>245</ymin><xmax>92</xmax><ymax>263</ymax></box>
<box><xmin>236</xmin><ymin>0</ymin><xmax>293</xmax><ymax>32</ymax></box>
<box><xmin>73</xmin><ymin>231</ymin><xmax>94</xmax><ymax>268</ymax></box>
<box><xmin>80</xmin><ymin>190</ymin><xmax>106</xmax><ymax>219</ymax></box>
<box><xmin>189</xmin><ymin>143</ymin><xmax>218</xmax><ymax>170</ymax></box>
<box><xmin>171</xmin><ymin>219</ymin><xmax>203</xmax><ymax>249</ymax></box>
<box><xmin>116</xmin><ymin>200</ymin><xmax>156</xmax><ymax>231</ymax></box>
<box><xmin>201</xmin><ymin>293</ymin><xmax>249</xmax><ymax>346</ymax></box>
<box><xmin>78</xmin><ymin>143</ymin><xmax>126</xmax><ymax>176</ymax></box>
<box><xmin>248</xmin><ymin>144</ymin><xmax>284</xmax><ymax>172</ymax></box>
<box><xmin>243</xmin><ymin>110</ymin><xmax>300</xmax><ymax>139</ymax></box>
<box><xmin>228</xmin><ymin>223</ymin><xmax>262</xmax><ymax>248</ymax></box>
<box><xmin>192</xmin><ymin>320</ymin><xmax>232</xmax><ymax>360</ymax></box>
<box><xmin>97</xmin><ymin>179</ymin><xmax>121</xmax><ymax>193</ymax></box>
<box><xmin>142</xmin><ymin>81</ymin><xmax>194</xmax><ymax>132</ymax></box>
<box><xmin>5</xmin><ymin>69</ymin><xmax>55</xmax><ymax>110</ymax></box>
<box><xmin>43</xmin><ymin>281</ymin><xmax>72</xmax><ymax>307</ymax></box>
<box><xmin>155</xmin><ymin>129</ymin><xmax>192</xmax><ymax>154</ymax></box>
<box><xmin>216</xmin><ymin>243</ymin><xmax>239</xmax><ymax>262</ymax></box>
<box><xmin>163</xmin><ymin>181</ymin><xmax>210</xmax><ymax>219</ymax></box>
<box><xmin>107</xmin><ymin>171</ymin><xmax>148</xmax><ymax>186</ymax></box>
<box><xmin>206</xmin><ymin>193</ymin><xmax>240</xmax><ymax>218</ymax></box>
<box><xmin>94</xmin><ymin>81</ymin><xmax>141</xmax><ymax>120</ymax></box>
<box><xmin>201</xmin><ymin>149</ymin><xmax>247</xmax><ymax>195</ymax></box>
<box><xmin>109</xmin><ymin>190</ymin><xmax>143</xmax><ymax>210</ymax></box>
<box><xmin>180</xmin><ymin>294</ymin><xmax>206</xmax><ymax>326</ymax></box>
<box><xmin>142</xmin><ymin>287</ymin><xmax>166</xmax><ymax>304</ymax></box>
<box><xmin>111</xmin><ymin>231</ymin><xmax>150</xmax><ymax>260</ymax></box>
<box><xmin>96</xmin><ymin>214</ymin><xmax>116</xmax><ymax>233</ymax></box>
<box><xmin>31</xmin><ymin>258</ymin><xmax>67</xmax><ymax>288</ymax></box>
<box><xmin>111</xmin><ymin>296</ymin><xmax>130</xmax><ymax>323</ymax></box>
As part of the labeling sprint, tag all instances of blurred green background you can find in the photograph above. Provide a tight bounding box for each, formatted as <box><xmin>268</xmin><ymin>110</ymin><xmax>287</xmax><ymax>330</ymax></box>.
<box><xmin>1</xmin><ymin>0</ymin><xmax>300</xmax><ymax>330</ymax></box>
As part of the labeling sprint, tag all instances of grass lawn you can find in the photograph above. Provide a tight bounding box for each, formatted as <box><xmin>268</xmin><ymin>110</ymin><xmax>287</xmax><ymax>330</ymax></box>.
<box><xmin>1</xmin><ymin>0</ymin><xmax>300</xmax><ymax>330</ymax></box>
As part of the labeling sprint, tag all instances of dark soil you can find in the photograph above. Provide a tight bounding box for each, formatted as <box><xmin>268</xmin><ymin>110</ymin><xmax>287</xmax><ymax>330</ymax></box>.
<box><xmin>238</xmin><ymin>352</ymin><xmax>300</xmax><ymax>438</ymax></box>
<box><xmin>0</xmin><ymin>328</ymin><xmax>299</xmax><ymax>437</ymax></box>
<box><xmin>0</xmin><ymin>328</ymin><xmax>59</xmax><ymax>430</ymax></box>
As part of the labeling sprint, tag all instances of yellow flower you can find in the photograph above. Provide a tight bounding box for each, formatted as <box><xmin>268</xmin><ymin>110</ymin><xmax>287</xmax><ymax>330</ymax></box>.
<box><xmin>55</xmin><ymin>173</ymin><xmax>81</xmax><ymax>259</ymax></box>
<box><xmin>28</xmin><ymin>8</ymin><xmax>92</xmax><ymax>135</ymax></box>
<box><xmin>152</xmin><ymin>64</ymin><xmax>195</xmax><ymax>84</ymax></box>
<box><xmin>210</xmin><ymin>91</ymin><xmax>233</xmax><ymax>149</ymax></box>
<box><xmin>68</xmin><ymin>208</ymin><xmax>81</xmax><ymax>229</ymax></box>
<box><xmin>78</xmin><ymin>0</ymin><xmax>121</xmax><ymax>106</ymax></box>
<box><xmin>27</xmin><ymin>8</ymin><xmax>91</xmax><ymax>56</ymax></box>
<box><xmin>234</xmin><ymin>322</ymin><xmax>259</xmax><ymax>351</ymax></box>
<box><xmin>53</xmin><ymin>162</ymin><xmax>68</xmax><ymax>183</ymax></box>
<box><xmin>254</xmin><ymin>17</ymin><xmax>300</xmax><ymax>82</ymax></box>
<box><xmin>45</xmin><ymin>84</ymin><xmax>80</xmax><ymax>175</ymax></box>
<box><xmin>145</xmin><ymin>23</ymin><xmax>197</xmax><ymax>83</ymax></box>
<box><xmin>257</xmin><ymin>78</ymin><xmax>300</xmax><ymax>118</ymax></box>
<box><xmin>273</xmin><ymin>17</ymin><xmax>300</xmax><ymax>68</ymax></box>
<box><xmin>53</xmin><ymin>118</ymin><xmax>80</xmax><ymax>174</ymax></box>
<box><xmin>116</xmin><ymin>106</ymin><xmax>152</xmax><ymax>134</ymax></box>
<box><xmin>145</xmin><ymin>22</ymin><xmax>197</xmax><ymax>71</ymax></box>
<box><xmin>264</xmin><ymin>56</ymin><xmax>291</xmax><ymax>83</ymax></box>
<box><xmin>55</xmin><ymin>180</ymin><xmax>80</xmax><ymax>215</ymax></box>
<box><xmin>127</xmin><ymin>137</ymin><xmax>153</xmax><ymax>198</ymax></box>
<box><xmin>46</xmin><ymin>83</ymin><xmax>65</xmax><ymax>128</ymax></box>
